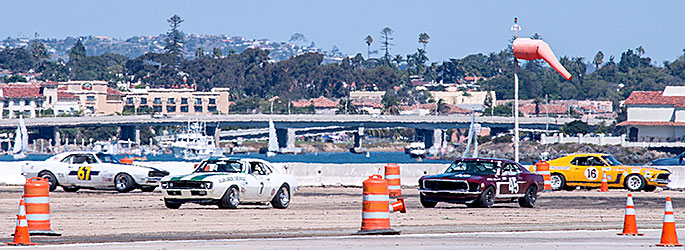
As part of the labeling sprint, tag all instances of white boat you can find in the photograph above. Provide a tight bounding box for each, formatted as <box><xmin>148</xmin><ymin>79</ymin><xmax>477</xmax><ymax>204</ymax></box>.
<box><xmin>266</xmin><ymin>119</ymin><xmax>278</xmax><ymax>157</ymax></box>
<box><xmin>170</xmin><ymin>120</ymin><xmax>223</xmax><ymax>161</ymax></box>
<box><xmin>404</xmin><ymin>142</ymin><xmax>426</xmax><ymax>158</ymax></box>
<box><xmin>11</xmin><ymin>116</ymin><xmax>29</xmax><ymax>159</ymax></box>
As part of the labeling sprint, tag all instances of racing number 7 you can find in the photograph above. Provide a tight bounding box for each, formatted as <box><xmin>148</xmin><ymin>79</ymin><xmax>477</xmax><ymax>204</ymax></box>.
<box><xmin>77</xmin><ymin>166</ymin><xmax>92</xmax><ymax>181</ymax></box>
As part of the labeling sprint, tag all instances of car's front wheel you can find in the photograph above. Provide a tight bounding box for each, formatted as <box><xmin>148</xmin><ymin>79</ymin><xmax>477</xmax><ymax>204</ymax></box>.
<box><xmin>419</xmin><ymin>193</ymin><xmax>437</xmax><ymax>208</ymax></box>
<box><xmin>38</xmin><ymin>171</ymin><xmax>58</xmax><ymax>192</ymax></box>
<box><xmin>477</xmin><ymin>186</ymin><xmax>495</xmax><ymax>208</ymax></box>
<box><xmin>218</xmin><ymin>186</ymin><xmax>240</xmax><ymax>209</ymax></box>
<box><xmin>550</xmin><ymin>174</ymin><xmax>566</xmax><ymax>191</ymax></box>
<box><xmin>624</xmin><ymin>174</ymin><xmax>646</xmax><ymax>191</ymax></box>
<box><xmin>164</xmin><ymin>199</ymin><xmax>182</xmax><ymax>209</ymax></box>
<box><xmin>518</xmin><ymin>185</ymin><xmax>537</xmax><ymax>208</ymax></box>
<box><xmin>114</xmin><ymin>173</ymin><xmax>135</xmax><ymax>193</ymax></box>
<box><xmin>271</xmin><ymin>184</ymin><xmax>291</xmax><ymax>209</ymax></box>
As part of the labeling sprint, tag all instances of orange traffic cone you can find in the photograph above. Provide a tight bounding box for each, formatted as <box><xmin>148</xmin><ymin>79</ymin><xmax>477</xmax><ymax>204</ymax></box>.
<box><xmin>656</xmin><ymin>197</ymin><xmax>683</xmax><ymax>246</ymax></box>
<box><xmin>617</xmin><ymin>193</ymin><xmax>643</xmax><ymax>236</ymax></box>
<box><xmin>389</xmin><ymin>197</ymin><xmax>407</xmax><ymax>213</ymax></box>
<box><xmin>598</xmin><ymin>171</ymin><xmax>609</xmax><ymax>192</ymax></box>
<box><xmin>6</xmin><ymin>198</ymin><xmax>37</xmax><ymax>246</ymax></box>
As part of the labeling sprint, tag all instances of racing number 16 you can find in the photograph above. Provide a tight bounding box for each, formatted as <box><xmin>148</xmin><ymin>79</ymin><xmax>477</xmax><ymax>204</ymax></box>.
<box><xmin>77</xmin><ymin>167</ymin><xmax>92</xmax><ymax>180</ymax></box>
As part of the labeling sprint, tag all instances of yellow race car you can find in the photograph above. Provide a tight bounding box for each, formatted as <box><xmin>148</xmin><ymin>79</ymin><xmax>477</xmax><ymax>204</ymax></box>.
<box><xmin>543</xmin><ymin>153</ymin><xmax>670</xmax><ymax>192</ymax></box>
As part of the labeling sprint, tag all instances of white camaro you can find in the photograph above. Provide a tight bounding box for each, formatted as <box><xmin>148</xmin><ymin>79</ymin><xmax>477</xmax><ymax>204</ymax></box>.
<box><xmin>160</xmin><ymin>157</ymin><xmax>298</xmax><ymax>209</ymax></box>
<box><xmin>22</xmin><ymin>151</ymin><xmax>169</xmax><ymax>192</ymax></box>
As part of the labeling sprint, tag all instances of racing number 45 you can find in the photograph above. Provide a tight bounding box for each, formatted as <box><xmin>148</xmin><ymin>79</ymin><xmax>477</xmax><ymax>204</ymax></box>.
<box><xmin>77</xmin><ymin>166</ymin><xmax>92</xmax><ymax>181</ymax></box>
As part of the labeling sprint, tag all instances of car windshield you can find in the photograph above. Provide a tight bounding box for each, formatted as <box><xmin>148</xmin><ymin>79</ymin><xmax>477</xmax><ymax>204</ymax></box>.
<box><xmin>195</xmin><ymin>160</ymin><xmax>243</xmax><ymax>173</ymax></box>
<box><xmin>602</xmin><ymin>155</ymin><xmax>623</xmax><ymax>166</ymax></box>
<box><xmin>445</xmin><ymin>160</ymin><xmax>499</xmax><ymax>176</ymax></box>
<box><xmin>96</xmin><ymin>153</ymin><xmax>121</xmax><ymax>164</ymax></box>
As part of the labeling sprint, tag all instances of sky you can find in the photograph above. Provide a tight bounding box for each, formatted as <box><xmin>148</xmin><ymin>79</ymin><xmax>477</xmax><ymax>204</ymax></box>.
<box><xmin>2</xmin><ymin>0</ymin><xmax>685</xmax><ymax>65</ymax></box>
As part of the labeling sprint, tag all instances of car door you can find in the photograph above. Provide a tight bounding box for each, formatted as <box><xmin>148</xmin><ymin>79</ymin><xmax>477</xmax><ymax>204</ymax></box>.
<box><xmin>251</xmin><ymin>161</ymin><xmax>274</xmax><ymax>201</ymax></box>
<box><xmin>68</xmin><ymin>153</ymin><xmax>99</xmax><ymax>187</ymax></box>
<box><xmin>498</xmin><ymin>163</ymin><xmax>523</xmax><ymax>196</ymax></box>
<box><xmin>243</xmin><ymin>161</ymin><xmax>264</xmax><ymax>201</ymax></box>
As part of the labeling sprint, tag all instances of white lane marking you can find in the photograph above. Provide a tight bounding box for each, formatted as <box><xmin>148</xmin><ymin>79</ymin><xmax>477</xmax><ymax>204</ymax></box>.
<box><xmin>6</xmin><ymin>228</ymin><xmax>672</xmax><ymax>249</ymax></box>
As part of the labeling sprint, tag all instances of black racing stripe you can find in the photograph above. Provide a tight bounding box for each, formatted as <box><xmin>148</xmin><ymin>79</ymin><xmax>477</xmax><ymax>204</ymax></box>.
<box><xmin>68</xmin><ymin>171</ymin><xmax>77</xmax><ymax>175</ymax></box>
<box><xmin>567</xmin><ymin>173</ymin><xmax>623</xmax><ymax>184</ymax></box>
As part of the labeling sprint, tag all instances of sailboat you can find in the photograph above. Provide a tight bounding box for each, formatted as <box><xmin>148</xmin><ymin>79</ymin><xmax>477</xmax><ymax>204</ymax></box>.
<box><xmin>12</xmin><ymin>116</ymin><xmax>29</xmax><ymax>160</ymax></box>
<box><xmin>266</xmin><ymin>119</ymin><xmax>278</xmax><ymax>157</ymax></box>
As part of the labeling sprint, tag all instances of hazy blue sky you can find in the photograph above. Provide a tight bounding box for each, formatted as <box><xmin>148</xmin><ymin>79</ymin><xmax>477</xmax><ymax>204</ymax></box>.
<box><xmin>3</xmin><ymin>0</ymin><xmax>685</xmax><ymax>65</ymax></box>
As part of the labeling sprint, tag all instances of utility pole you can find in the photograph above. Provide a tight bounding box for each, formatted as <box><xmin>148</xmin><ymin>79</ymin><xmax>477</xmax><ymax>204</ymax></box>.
<box><xmin>511</xmin><ymin>17</ymin><xmax>521</xmax><ymax>163</ymax></box>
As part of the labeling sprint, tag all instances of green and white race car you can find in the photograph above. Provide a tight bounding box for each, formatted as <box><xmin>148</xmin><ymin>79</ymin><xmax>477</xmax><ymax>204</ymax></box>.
<box><xmin>160</xmin><ymin>157</ymin><xmax>298</xmax><ymax>209</ymax></box>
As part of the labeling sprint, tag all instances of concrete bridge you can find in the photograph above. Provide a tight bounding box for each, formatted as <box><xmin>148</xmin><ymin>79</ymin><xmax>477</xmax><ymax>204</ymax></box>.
<box><xmin>0</xmin><ymin>115</ymin><xmax>600</xmax><ymax>153</ymax></box>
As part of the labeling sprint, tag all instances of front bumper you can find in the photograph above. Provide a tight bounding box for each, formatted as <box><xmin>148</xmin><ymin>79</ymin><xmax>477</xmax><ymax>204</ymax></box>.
<box><xmin>419</xmin><ymin>189</ymin><xmax>480</xmax><ymax>204</ymax></box>
<box><xmin>162</xmin><ymin>188</ymin><xmax>225</xmax><ymax>200</ymax></box>
<box><xmin>138</xmin><ymin>177</ymin><xmax>163</xmax><ymax>186</ymax></box>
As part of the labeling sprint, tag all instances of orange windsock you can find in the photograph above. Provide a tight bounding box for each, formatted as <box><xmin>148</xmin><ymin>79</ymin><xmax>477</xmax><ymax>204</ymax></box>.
<box><xmin>513</xmin><ymin>38</ymin><xmax>572</xmax><ymax>81</ymax></box>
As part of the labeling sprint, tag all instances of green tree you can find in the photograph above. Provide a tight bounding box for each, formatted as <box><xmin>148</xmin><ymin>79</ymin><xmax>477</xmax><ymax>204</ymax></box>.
<box><xmin>195</xmin><ymin>47</ymin><xmax>205</xmax><ymax>59</ymax></box>
<box><xmin>164</xmin><ymin>14</ymin><xmax>185</xmax><ymax>60</ymax></box>
<box><xmin>561</xmin><ymin>120</ymin><xmax>591</xmax><ymax>135</ymax></box>
<box><xmin>212</xmin><ymin>48</ymin><xmax>222</xmax><ymax>59</ymax></box>
<box><xmin>380</xmin><ymin>27</ymin><xmax>394</xmax><ymax>62</ymax></box>
<box><xmin>68</xmin><ymin>39</ymin><xmax>86</xmax><ymax>62</ymax></box>
<box><xmin>418</xmin><ymin>32</ymin><xmax>430</xmax><ymax>51</ymax></box>
<box><xmin>29</xmin><ymin>40</ymin><xmax>50</xmax><ymax>64</ymax></box>
<box><xmin>593</xmin><ymin>51</ymin><xmax>604</xmax><ymax>70</ymax></box>
<box><xmin>336</xmin><ymin>98</ymin><xmax>365</xmax><ymax>114</ymax></box>
<box><xmin>381</xmin><ymin>89</ymin><xmax>400</xmax><ymax>115</ymax></box>
<box><xmin>392</xmin><ymin>54</ymin><xmax>403</xmax><ymax>69</ymax></box>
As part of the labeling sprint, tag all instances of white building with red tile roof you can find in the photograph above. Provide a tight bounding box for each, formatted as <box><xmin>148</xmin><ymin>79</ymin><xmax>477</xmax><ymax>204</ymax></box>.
<box><xmin>0</xmin><ymin>83</ymin><xmax>46</xmax><ymax>118</ymax></box>
<box><xmin>618</xmin><ymin>86</ymin><xmax>685</xmax><ymax>142</ymax></box>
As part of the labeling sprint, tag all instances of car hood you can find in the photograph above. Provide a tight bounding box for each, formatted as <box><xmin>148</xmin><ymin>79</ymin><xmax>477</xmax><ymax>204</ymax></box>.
<box><xmin>165</xmin><ymin>172</ymin><xmax>241</xmax><ymax>182</ymax></box>
<box><xmin>421</xmin><ymin>172</ymin><xmax>489</xmax><ymax>181</ymax></box>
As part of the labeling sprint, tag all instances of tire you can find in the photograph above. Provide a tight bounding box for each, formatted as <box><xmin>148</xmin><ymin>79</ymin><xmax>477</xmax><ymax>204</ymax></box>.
<box><xmin>114</xmin><ymin>173</ymin><xmax>135</xmax><ymax>193</ymax></box>
<box><xmin>164</xmin><ymin>199</ymin><xmax>182</xmax><ymax>209</ymax></box>
<box><xmin>643</xmin><ymin>185</ymin><xmax>657</xmax><ymax>192</ymax></box>
<box><xmin>218</xmin><ymin>186</ymin><xmax>240</xmax><ymax>209</ymax></box>
<box><xmin>62</xmin><ymin>186</ymin><xmax>80</xmax><ymax>192</ymax></box>
<box><xmin>624</xmin><ymin>174</ymin><xmax>646</xmax><ymax>191</ymax></box>
<box><xmin>518</xmin><ymin>185</ymin><xmax>537</xmax><ymax>208</ymax></box>
<box><xmin>477</xmin><ymin>186</ymin><xmax>495</xmax><ymax>208</ymax></box>
<box><xmin>550</xmin><ymin>174</ymin><xmax>566</xmax><ymax>191</ymax></box>
<box><xmin>140</xmin><ymin>186</ymin><xmax>156</xmax><ymax>192</ymax></box>
<box><xmin>38</xmin><ymin>171</ymin><xmax>58</xmax><ymax>192</ymax></box>
<box><xmin>270</xmin><ymin>184</ymin><xmax>291</xmax><ymax>209</ymax></box>
<box><xmin>419</xmin><ymin>193</ymin><xmax>437</xmax><ymax>208</ymax></box>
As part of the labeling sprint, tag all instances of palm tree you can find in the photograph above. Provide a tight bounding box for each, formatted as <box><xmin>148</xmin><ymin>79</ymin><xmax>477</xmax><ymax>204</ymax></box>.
<box><xmin>593</xmin><ymin>51</ymin><xmax>604</xmax><ymax>70</ymax></box>
<box><xmin>418</xmin><ymin>33</ymin><xmax>430</xmax><ymax>51</ymax></box>
<box><xmin>364</xmin><ymin>35</ymin><xmax>373</xmax><ymax>59</ymax></box>
<box><xmin>435</xmin><ymin>99</ymin><xmax>449</xmax><ymax>115</ymax></box>
<box><xmin>381</xmin><ymin>90</ymin><xmax>400</xmax><ymax>115</ymax></box>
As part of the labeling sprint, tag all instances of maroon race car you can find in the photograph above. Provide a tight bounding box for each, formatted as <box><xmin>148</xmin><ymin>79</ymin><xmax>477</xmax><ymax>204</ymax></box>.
<box><xmin>418</xmin><ymin>158</ymin><xmax>544</xmax><ymax>208</ymax></box>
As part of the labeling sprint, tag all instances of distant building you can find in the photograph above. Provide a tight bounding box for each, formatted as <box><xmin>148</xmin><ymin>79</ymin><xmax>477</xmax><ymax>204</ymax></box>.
<box><xmin>291</xmin><ymin>96</ymin><xmax>338</xmax><ymax>115</ymax></box>
<box><xmin>349</xmin><ymin>91</ymin><xmax>384</xmax><ymax>103</ymax></box>
<box><xmin>123</xmin><ymin>87</ymin><xmax>231</xmax><ymax>115</ymax></box>
<box><xmin>619</xmin><ymin>86</ymin><xmax>685</xmax><ymax>142</ymax></box>
<box><xmin>429</xmin><ymin>90</ymin><xmax>496</xmax><ymax>107</ymax></box>
<box><xmin>60</xmin><ymin>81</ymin><xmax>124</xmax><ymax>115</ymax></box>
<box><xmin>0</xmin><ymin>83</ymin><xmax>46</xmax><ymax>118</ymax></box>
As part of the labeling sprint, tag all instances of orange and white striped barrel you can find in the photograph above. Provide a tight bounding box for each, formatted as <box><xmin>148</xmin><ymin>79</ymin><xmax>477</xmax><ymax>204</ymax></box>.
<box><xmin>24</xmin><ymin>177</ymin><xmax>59</xmax><ymax>236</ymax></box>
<box><xmin>360</xmin><ymin>175</ymin><xmax>391</xmax><ymax>231</ymax></box>
<box><xmin>657</xmin><ymin>197</ymin><xmax>683</xmax><ymax>246</ymax></box>
<box><xmin>384</xmin><ymin>163</ymin><xmax>401</xmax><ymax>198</ymax></box>
<box><xmin>535</xmin><ymin>161</ymin><xmax>552</xmax><ymax>191</ymax></box>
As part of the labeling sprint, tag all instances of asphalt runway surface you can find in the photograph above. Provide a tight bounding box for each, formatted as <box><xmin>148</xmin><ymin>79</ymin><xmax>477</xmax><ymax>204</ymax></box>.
<box><xmin>2</xmin><ymin>186</ymin><xmax>685</xmax><ymax>248</ymax></box>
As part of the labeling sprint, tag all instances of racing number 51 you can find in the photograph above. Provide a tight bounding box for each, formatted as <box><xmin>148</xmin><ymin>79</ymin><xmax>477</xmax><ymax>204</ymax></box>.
<box><xmin>77</xmin><ymin>166</ymin><xmax>92</xmax><ymax>180</ymax></box>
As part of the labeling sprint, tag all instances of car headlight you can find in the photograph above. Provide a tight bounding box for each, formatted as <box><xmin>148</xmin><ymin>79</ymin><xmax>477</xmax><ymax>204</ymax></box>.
<box><xmin>204</xmin><ymin>182</ymin><xmax>213</xmax><ymax>189</ymax></box>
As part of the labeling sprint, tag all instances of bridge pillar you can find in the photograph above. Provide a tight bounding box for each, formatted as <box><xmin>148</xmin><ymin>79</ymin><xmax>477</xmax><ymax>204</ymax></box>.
<box><xmin>350</xmin><ymin>127</ymin><xmax>367</xmax><ymax>153</ymax></box>
<box><xmin>275</xmin><ymin>128</ymin><xmax>302</xmax><ymax>154</ymax></box>
<box><xmin>135</xmin><ymin>126</ymin><xmax>141</xmax><ymax>145</ymax></box>
<box><xmin>415</xmin><ymin>128</ymin><xmax>445</xmax><ymax>155</ymax></box>
<box><xmin>53</xmin><ymin>127</ymin><xmax>60</xmax><ymax>147</ymax></box>
<box><xmin>120</xmin><ymin>125</ymin><xmax>136</xmax><ymax>142</ymax></box>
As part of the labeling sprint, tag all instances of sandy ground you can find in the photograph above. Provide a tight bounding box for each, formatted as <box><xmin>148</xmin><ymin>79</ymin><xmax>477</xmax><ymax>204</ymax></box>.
<box><xmin>1</xmin><ymin>187</ymin><xmax>685</xmax><ymax>245</ymax></box>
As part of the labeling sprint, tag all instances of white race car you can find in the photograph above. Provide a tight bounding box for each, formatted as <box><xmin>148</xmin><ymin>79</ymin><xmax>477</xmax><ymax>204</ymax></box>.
<box><xmin>22</xmin><ymin>151</ymin><xmax>169</xmax><ymax>192</ymax></box>
<box><xmin>160</xmin><ymin>158</ymin><xmax>298</xmax><ymax>209</ymax></box>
